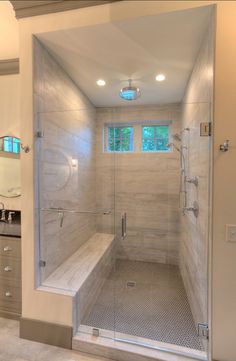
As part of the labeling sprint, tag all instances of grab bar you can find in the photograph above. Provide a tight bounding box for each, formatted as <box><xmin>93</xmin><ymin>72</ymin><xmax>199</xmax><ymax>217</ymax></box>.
<box><xmin>40</xmin><ymin>207</ymin><xmax>112</xmax><ymax>215</ymax></box>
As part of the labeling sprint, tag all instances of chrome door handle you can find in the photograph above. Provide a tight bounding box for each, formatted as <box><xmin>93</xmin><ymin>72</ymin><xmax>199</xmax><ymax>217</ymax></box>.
<box><xmin>122</xmin><ymin>212</ymin><xmax>127</xmax><ymax>240</ymax></box>
<box><xmin>58</xmin><ymin>211</ymin><xmax>64</xmax><ymax>228</ymax></box>
<box><xmin>4</xmin><ymin>266</ymin><xmax>12</xmax><ymax>272</ymax></box>
<box><xmin>5</xmin><ymin>291</ymin><xmax>12</xmax><ymax>297</ymax></box>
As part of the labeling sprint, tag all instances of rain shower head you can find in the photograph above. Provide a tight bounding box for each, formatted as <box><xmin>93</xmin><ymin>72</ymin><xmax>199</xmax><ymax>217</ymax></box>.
<box><xmin>119</xmin><ymin>79</ymin><xmax>141</xmax><ymax>101</ymax></box>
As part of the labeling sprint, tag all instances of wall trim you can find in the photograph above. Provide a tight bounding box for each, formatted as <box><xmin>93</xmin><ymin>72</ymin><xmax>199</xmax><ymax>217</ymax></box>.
<box><xmin>0</xmin><ymin>59</ymin><xmax>19</xmax><ymax>75</ymax></box>
<box><xmin>20</xmin><ymin>317</ymin><xmax>73</xmax><ymax>349</ymax></box>
<box><xmin>0</xmin><ymin>310</ymin><xmax>20</xmax><ymax>321</ymax></box>
<box><xmin>10</xmin><ymin>1</ymin><xmax>120</xmax><ymax>19</ymax></box>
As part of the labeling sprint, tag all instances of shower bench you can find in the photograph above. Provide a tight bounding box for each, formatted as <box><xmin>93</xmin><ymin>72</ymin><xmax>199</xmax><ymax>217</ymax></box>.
<box><xmin>40</xmin><ymin>233</ymin><xmax>115</xmax><ymax>330</ymax></box>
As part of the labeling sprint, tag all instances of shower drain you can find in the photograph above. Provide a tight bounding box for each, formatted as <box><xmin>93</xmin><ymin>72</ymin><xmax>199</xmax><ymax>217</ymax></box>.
<box><xmin>126</xmin><ymin>281</ymin><xmax>136</xmax><ymax>289</ymax></box>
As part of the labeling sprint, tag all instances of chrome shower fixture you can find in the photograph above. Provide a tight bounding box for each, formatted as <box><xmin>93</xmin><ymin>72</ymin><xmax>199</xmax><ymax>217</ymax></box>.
<box><xmin>185</xmin><ymin>176</ymin><xmax>198</xmax><ymax>187</ymax></box>
<box><xmin>181</xmin><ymin>127</ymin><xmax>190</xmax><ymax>133</ymax></box>
<box><xmin>119</xmin><ymin>79</ymin><xmax>141</xmax><ymax>101</ymax></box>
<box><xmin>166</xmin><ymin>142</ymin><xmax>180</xmax><ymax>152</ymax></box>
<box><xmin>184</xmin><ymin>201</ymin><xmax>199</xmax><ymax>218</ymax></box>
<box><xmin>172</xmin><ymin>133</ymin><xmax>181</xmax><ymax>142</ymax></box>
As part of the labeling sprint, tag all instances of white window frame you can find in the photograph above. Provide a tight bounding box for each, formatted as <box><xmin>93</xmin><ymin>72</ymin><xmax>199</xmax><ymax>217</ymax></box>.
<box><xmin>103</xmin><ymin>120</ymin><xmax>172</xmax><ymax>153</ymax></box>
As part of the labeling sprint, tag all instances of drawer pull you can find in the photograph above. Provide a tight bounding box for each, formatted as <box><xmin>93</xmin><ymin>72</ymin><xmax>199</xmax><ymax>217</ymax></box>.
<box><xmin>3</xmin><ymin>246</ymin><xmax>12</xmax><ymax>252</ymax></box>
<box><xmin>4</xmin><ymin>266</ymin><xmax>12</xmax><ymax>272</ymax></box>
<box><xmin>5</xmin><ymin>291</ymin><xmax>12</xmax><ymax>297</ymax></box>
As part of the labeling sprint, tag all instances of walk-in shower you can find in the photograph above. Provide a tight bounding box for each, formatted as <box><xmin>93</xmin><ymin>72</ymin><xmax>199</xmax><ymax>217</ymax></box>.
<box><xmin>33</xmin><ymin>4</ymin><xmax>214</xmax><ymax>361</ymax></box>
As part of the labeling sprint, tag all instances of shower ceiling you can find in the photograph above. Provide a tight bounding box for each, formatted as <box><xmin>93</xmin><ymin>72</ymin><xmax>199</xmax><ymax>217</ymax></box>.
<box><xmin>37</xmin><ymin>5</ymin><xmax>212</xmax><ymax>107</ymax></box>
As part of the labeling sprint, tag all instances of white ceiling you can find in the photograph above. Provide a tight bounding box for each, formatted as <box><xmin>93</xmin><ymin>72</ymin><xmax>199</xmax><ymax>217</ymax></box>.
<box><xmin>38</xmin><ymin>5</ymin><xmax>212</xmax><ymax>107</ymax></box>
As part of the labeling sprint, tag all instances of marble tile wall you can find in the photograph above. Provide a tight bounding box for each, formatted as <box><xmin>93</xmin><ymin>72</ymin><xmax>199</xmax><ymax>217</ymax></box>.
<box><xmin>180</xmin><ymin>17</ymin><xmax>214</xmax><ymax>326</ymax></box>
<box><xmin>78</xmin><ymin>239</ymin><xmax>116</xmax><ymax>326</ymax></box>
<box><xmin>96</xmin><ymin>105</ymin><xmax>181</xmax><ymax>265</ymax></box>
<box><xmin>33</xmin><ymin>38</ymin><xmax>97</xmax><ymax>281</ymax></box>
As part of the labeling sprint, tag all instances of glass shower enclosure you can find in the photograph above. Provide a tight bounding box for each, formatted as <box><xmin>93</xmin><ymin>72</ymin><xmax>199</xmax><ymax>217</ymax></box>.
<box><xmin>36</xmin><ymin>103</ymin><xmax>211</xmax><ymax>360</ymax></box>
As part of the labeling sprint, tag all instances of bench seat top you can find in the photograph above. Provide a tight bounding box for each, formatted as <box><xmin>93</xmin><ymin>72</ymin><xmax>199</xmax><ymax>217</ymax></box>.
<box><xmin>42</xmin><ymin>233</ymin><xmax>115</xmax><ymax>293</ymax></box>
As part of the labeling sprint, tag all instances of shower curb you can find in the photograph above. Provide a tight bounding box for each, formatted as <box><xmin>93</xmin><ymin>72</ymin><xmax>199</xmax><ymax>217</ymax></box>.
<box><xmin>73</xmin><ymin>332</ymin><xmax>207</xmax><ymax>361</ymax></box>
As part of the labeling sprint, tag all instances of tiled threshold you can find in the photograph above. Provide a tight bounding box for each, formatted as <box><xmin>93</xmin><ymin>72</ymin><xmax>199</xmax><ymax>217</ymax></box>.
<box><xmin>73</xmin><ymin>331</ymin><xmax>208</xmax><ymax>361</ymax></box>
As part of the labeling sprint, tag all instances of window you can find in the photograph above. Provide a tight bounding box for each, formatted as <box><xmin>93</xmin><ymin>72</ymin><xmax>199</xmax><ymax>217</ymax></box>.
<box><xmin>108</xmin><ymin>126</ymin><xmax>133</xmax><ymax>152</ymax></box>
<box><xmin>104</xmin><ymin>122</ymin><xmax>171</xmax><ymax>153</ymax></box>
<box><xmin>142</xmin><ymin>125</ymin><xmax>169</xmax><ymax>152</ymax></box>
<box><xmin>0</xmin><ymin>137</ymin><xmax>20</xmax><ymax>154</ymax></box>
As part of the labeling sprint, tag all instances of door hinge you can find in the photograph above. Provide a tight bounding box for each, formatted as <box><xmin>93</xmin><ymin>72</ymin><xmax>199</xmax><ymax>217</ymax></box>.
<box><xmin>92</xmin><ymin>328</ymin><xmax>100</xmax><ymax>337</ymax></box>
<box><xmin>36</xmin><ymin>130</ymin><xmax>44</xmax><ymax>138</ymax></box>
<box><xmin>197</xmin><ymin>323</ymin><xmax>209</xmax><ymax>340</ymax></box>
<box><xmin>39</xmin><ymin>260</ymin><xmax>46</xmax><ymax>267</ymax></box>
<box><xmin>200</xmin><ymin>122</ymin><xmax>211</xmax><ymax>136</ymax></box>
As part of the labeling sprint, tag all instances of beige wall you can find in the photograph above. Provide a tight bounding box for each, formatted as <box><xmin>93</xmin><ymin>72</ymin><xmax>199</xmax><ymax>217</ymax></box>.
<box><xmin>180</xmin><ymin>17</ymin><xmax>214</xmax><ymax>333</ymax></box>
<box><xmin>212</xmin><ymin>3</ymin><xmax>236</xmax><ymax>361</ymax></box>
<box><xmin>0</xmin><ymin>1</ymin><xmax>19</xmax><ymax>60</ymax></box>
<box><xmin>0</xmin><ymin>1</ymin><xmax>20</xmax><ymax>210</ymax></box>
<box><xmin>0</xmin><ymin>1</ymin><xmax>20</xmax><ymax>209</ymax></box>
<box><xmin>0</xmin><ymin>74</ymin><xmax>21</xmax><ymax>210</ymax></box>
<box><xmin>96</xmin><ymin>105</ymin><xmax>181</xmax><ymax>265</ymax></box>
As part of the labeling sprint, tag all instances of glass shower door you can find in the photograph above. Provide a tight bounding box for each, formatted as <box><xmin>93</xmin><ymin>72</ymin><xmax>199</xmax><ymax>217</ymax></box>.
<box><xmin>112</xmin><ymin>150</ymin><xmax>189</xmax><ymax>349</ymax></box>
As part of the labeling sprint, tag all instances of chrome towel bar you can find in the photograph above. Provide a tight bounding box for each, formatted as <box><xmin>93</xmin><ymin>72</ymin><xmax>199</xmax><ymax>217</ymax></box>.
<box><xmin>40</xmin><ymin>207</ymin><xmax>112</xmax><ymax>215</ymax></box>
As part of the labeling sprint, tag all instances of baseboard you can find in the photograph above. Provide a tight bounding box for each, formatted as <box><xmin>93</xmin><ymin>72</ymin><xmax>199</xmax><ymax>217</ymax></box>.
<box><xmin>0</xmin><ymin>310</ymin><xmax>21</xmax><ymax>320</ymax></box>
<box><xmin>20</xmin><ymin>317</ymin><xmax>72</xmax><ymax>349</ymax></box>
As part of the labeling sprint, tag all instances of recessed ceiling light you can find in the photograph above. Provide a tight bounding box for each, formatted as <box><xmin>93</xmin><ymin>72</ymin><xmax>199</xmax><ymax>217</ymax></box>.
<box><xmin>97</xmin><ymin>79</ymin><xmax>106</xmax><ymax>86</ymax></box>
<box><xmin>155</xmin><ymin>74</ymin><xmax>166</xmax><ymax>82</ymax></box>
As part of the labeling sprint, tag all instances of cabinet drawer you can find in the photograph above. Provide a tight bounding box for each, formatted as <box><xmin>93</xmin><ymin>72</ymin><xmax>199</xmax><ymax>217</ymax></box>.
<box><xmin>0</xmin><ymin>257</ymin><xmax>21</xmax><ymax>280</ymax></box>
<box><xmin>0</xmin><ymin>237</ymin><xmax>21</xmax><ymax>258</ymax></box>
<box><xmin>0</xmin><ymin>284</ymin><xmax>21</xmax><ymax>313</ymax></box>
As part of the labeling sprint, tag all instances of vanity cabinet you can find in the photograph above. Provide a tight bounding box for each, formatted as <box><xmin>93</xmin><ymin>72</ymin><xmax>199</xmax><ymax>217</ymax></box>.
<box><xmin>0</xmin><ymin>235</ymin><xmax>21</xmax><ymax>318</ymax></box>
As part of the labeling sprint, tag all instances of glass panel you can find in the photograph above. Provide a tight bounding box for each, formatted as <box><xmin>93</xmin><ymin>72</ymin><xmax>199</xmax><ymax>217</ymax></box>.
<box><xmin>37</xmin><ymin>101</ymin><xmax>211</xmax><ymax>357</ymax></box>
<box><xmin>113</xmin><ymin>103</ymin><xmax>211</xmax><ymax>356</ymax></box>
<box><xmin>108</xmin><ymin>126</ymin><xmax>133</xmax><ymax>152</ymax></box>
<box><xmin>37</xmin><ymin>110</ymin><xmax>116</xmax><ymax>339</ymax></box>
<box><xmin>179</xmin><ymin>102</ymin><xmax>211</xmax><ymax>354</ymax></box>
<box><xmin>142</xmin><ymin>139</ymin><xmax>155</xmax><ymax>151</ymax></box>
<box><xmin>13</xmin><ymin>137</ymin><xmax>20</xmax><ymax>153</ymax></box>
<box><xmin>4</xmin><ymin>137</ymin><xmax>13</xmax><ymax>152</ymax></box>
<box><xmin>142</xmin><ymin>126</ymin><xmax>154</xmax><ymax>138</ymax></box>
<box><xmin>142</xmin><ymin>125</ymin><xmax>169</xmax><ymax>152</ymax></box>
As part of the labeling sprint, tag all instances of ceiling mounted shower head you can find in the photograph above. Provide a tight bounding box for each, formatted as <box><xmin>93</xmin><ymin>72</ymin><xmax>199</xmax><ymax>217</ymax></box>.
<box><xmin>119</xmin><ymin>79</ymin><xmax>141</xmax><ymax>101</ymax></box>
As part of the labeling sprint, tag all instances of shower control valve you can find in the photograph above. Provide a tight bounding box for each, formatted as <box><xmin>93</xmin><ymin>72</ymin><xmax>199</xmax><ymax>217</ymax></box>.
<box><xmin>183</xmin><ymin>201</ymin><xmax>199</xmax><ymax>218</ymax></box>
<box><xmin>185</xmin><ymin>176</ymin><xmax>198</xmax><ymax>187</ymax></box>
<box><xmin>219</xmin><ymin>139</ymin><xmax>229</xmax><ymax>152</ymax></box>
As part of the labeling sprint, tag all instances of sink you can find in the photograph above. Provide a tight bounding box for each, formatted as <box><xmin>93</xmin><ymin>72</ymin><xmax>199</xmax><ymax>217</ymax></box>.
<box><xmin>0</xmin><ymin>210</ymin><xmax>21</xmax><ymax>237</ymax></box>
